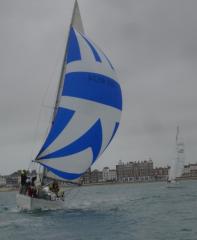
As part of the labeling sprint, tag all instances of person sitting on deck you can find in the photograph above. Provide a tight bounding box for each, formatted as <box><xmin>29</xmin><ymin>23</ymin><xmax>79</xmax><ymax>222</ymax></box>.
<box><xmin>50</xmin><ymin>180</ymin><xmax>59</xmax><ymax>196</ymax></box>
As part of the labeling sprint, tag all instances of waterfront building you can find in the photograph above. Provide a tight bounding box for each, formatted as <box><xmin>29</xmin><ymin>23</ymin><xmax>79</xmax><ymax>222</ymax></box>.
<box><xmin>152</xmin><ymin>167</ymin><xmax>169</xmax><ymax>180</ymax></box>
<box><xmin>183</xmin><ymin>163</ymin><xmax>197</xmax><ymax>178</ymax></box>
<box><xmin>116</xmin><ymin>159</ymin><xmax>154</xmax><ymax>182</ymax></box>
<box><xmin>0</xmin><ymin>175</ymin><xmax>6</xmax><ymax>186</ymax></box>
<box><xmin>108</xmin><ymin>169</ymin><xmax>117</xmax><ymax>181</ymax></box>
<box><xmin>189</xmin><ymin>164</ymin><xmax>197</xmax><ymax>177</ymax></box>
<box><xmin>6</xmin><ymin>177</ymin><xmax>19</xmax><ymax>187</ymax></box>
<box><xmin>5</xmin><ymin>171</ymin><xmax>20</xmax><ymax>187</ymax></box>
<box><xmin>102</xmin><ymin>167</ymin><xmax>117</xmax><ymax>182</ymax></box>
<box><xmin>90</xmin><ymin>170</ymin><xmax>103</xmax><ymax>183</ymax></box>
<box><xmin>80</xmin><ymin>167</ymin><xmax>91</xmax><ymax>184</ymax></box>
<box><xmin>102</xmin><ymin>167</ymin><xmax>109</xmax><ymax>181</ymax></box>
<box><xmin>183</xmin><ymin>165</ymin><xmax>190</xmax><ymax>177</ymax></box>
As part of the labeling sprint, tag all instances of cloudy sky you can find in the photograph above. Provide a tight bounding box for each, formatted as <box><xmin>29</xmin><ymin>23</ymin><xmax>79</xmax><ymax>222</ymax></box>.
<box><xmin>0</xmin><ymin>0</ymin><xmax>197</xmax><ymax>175</ymax></box>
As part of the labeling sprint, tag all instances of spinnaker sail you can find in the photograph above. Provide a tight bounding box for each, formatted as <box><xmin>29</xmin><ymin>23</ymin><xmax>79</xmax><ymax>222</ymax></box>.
<box><xmin>35</xmin><ymin>1</ymin><xmax>122</xmax><ymax>181</ymax></box>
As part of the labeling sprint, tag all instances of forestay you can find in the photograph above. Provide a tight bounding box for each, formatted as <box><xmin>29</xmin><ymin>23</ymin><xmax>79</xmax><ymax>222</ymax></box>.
<box><xmin>35</xmin><ymin>2</ymin><xmax>122</xmax><ymax>181</ymax></box>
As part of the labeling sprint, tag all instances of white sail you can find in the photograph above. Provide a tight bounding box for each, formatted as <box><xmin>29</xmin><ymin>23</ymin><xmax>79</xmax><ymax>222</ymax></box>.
<box><xmin>169</xmin><ymin>126</ymin><xmax>185</xmax><ymax>181</ymax></box>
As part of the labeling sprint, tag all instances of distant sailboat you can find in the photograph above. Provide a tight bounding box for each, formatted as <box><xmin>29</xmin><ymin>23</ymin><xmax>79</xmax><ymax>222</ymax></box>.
<box><xmin>16</xmin><ymin>0</ymin><xmax>122</xmax><ymax>210</ymax></box>
<box><xmin>167</xmin><ymin>126</ymin><xmax>185</xmax><ymax>186</ymax></box>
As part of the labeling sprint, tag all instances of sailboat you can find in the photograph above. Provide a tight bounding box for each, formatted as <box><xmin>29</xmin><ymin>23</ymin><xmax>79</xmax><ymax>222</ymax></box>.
<box><xmin>16</xmin><ymin>0</ymin><xmax>122</xmax><ymax>210</ymax></box>
<box><xmin>167</xmin><ymin>126</ymin><xmax>185</xmax><ymax>187</ymax></box>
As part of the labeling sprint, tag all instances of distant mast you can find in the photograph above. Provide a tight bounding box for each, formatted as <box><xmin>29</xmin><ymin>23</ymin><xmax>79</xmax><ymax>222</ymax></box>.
<box><xmin>175</xmin><ymin>125</ymin><xmax>185</xmax><ymax>178</ymax></box>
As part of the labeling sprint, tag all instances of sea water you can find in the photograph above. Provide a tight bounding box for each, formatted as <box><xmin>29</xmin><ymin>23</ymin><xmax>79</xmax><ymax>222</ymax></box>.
<box><xmin>0</xmin><ymin>181</ymin><xmax>197</xmax><ymax>240</ymax></box>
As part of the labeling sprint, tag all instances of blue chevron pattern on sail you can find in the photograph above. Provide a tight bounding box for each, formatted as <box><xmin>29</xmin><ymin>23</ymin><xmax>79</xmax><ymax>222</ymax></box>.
<box><xmin>38</xmin><ymin>119</ymin><xmax>102</xmax><ymax>162</ymax></box>
<box><xmin>37</xmin><ymin>108</ymin><xmax>74</xmax><ymax>156</ymax></box>
<box><xmin>78</xmin><ymin>31</ymin><xmax>114</xmax><ymax>69</ymax></box>
<box><xmin>66</xmin><ymin>27</ymin><xmax>116</xmax><ymax>76</ymax></box>
<box><xmin>103</xmin><ymin>122</ymin><xmax>119</xmax><ymax>152</ymax></box>
<box><xmin>79</xmin><ymin>33</ymin><xmax>102</xmax><ymax>62</ymax></box>
<box><xmin>101</xmin><ymin>51</ymin><xmax>114</xmax><ymax>70</ymax></box>
<box><xmin>39</xmin><ymin>163</ymin><xmax>82</xmax><ymax>180</ymax></box>
<box><xmin>66</xmin><ymin>28</ymin><xmax>81</xmax><ymax>63</ymax></box>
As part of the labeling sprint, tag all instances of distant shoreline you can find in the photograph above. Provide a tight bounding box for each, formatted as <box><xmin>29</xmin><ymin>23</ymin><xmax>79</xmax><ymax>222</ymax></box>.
<box><xmin>81</xmin><ymin>179</ymin><xmax>167</xmax><ymax>187</ymax></box>
<box><xmin>0</xmin><ymin>187</ymin><xmax>18</xmax><ymax>192</ymax></box>
<box><xmin>0</xmin><ymin>177</ymin><xmax>196</xmax><ymax>192</ymax></box>
<box><xmin>79</xmin><ymin>177</ymin><xmax>197</xmax><ymax>187</ymax></box>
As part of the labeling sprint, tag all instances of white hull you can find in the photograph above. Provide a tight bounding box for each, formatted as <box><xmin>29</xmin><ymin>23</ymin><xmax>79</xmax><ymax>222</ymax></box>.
<box><xmin>16</xmin><ymin>194</ymin><xmax>65</xmax><ymax>211</ymax></box>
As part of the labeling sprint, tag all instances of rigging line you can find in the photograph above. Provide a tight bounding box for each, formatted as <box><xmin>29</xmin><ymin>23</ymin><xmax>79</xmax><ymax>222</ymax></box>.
<box><xmin>28</xmin><ymin>160</ymin><xmax>39</xmax><ymax>173</ymax></box>
<box><xmin>28</xmin><ymin>160</ymin><xmax>33</xmax><ymax>172</ymax></box>
<box><xmin>28</xmin><ymin>39</ymin><xmax>66</xmax><ymax>163</ymax></box>
<box><xmin>35</xmin><ymin>26</ymin><xmax>70</xmax><ymax>165</ymax></box>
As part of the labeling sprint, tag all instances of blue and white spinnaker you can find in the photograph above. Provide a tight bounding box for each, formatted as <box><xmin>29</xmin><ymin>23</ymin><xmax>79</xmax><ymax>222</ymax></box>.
<box><xmin>36</xmin><ymin>3</ymin><xmax>122</xmax><ymax>181</ymax></box>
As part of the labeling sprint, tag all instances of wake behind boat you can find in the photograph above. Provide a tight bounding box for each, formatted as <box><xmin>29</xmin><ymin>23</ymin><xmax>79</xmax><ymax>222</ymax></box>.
<box><xmin>16</xmin><ymin>0</ymin><xmax>122</xmax><ymax>211</ymax></box>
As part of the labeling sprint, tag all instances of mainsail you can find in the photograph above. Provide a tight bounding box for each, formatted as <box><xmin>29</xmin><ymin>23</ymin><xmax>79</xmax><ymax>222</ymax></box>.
<box><xmin>169</xmin><ymin>126</ymin><xmax>185</xmax><ymax>181</ymax></box>
<box><xmin>35</xmin><ymin>1</ymin><xmax>122</xmax><ymax>181</ymax></box>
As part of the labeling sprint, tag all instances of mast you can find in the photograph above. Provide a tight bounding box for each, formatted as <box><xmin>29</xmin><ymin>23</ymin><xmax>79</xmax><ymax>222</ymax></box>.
<box><xmin>41</xmin><ymin>0</ymin><xmax>84</xmax><ymax>184</ymax></box>
<box><xmin>52</xmin><ymin>0</ymin><xmax>84</xmax><ymax>122</ymax></box>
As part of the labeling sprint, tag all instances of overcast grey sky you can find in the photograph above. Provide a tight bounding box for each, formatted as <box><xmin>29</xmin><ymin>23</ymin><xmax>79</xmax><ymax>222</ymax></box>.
<box><xmin>0</xmin><ymin>0</ymin><xmax>197</xmax><ymax>175</ymax></box>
